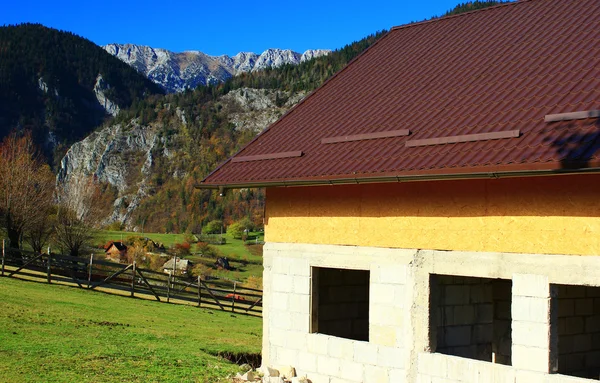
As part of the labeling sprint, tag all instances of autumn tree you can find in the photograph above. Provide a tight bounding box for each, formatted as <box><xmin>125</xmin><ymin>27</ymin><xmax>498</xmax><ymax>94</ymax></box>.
<box><xmin>0</xmin><ymin>132</ymin><xmax>54</xmax><ymax>248</ymax></box>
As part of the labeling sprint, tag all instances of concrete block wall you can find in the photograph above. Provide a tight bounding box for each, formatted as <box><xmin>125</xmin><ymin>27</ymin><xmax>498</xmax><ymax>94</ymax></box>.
<box><xmin>264</xmin><ymin>243</ymin><xmax>600</xmax><ymax>383</ymax></box>
<box><xmin>431</xmin><ymin>275</ymin><xmax>511</xmax><ymax>365</ymax></box>
<box><xmin>315</xmin><ymin>267</ymin><xmax>370</xmax><ymax>341</ymax></box>
<box><xmin>555</xmin><ymin>284</ymin><xmax>600</xmax><ymax>379</ymax></box>
<box><xmin>263</xmin><ymin>243</ymin><xmax>414</xmax><ymax>383</ymax></box>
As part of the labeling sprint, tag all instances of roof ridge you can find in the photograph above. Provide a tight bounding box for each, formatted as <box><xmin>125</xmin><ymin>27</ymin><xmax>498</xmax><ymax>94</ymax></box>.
<box><xmin>391</xmin><ymin>0</ymin><xmax>530</xmax><ymax>31</ymax></box>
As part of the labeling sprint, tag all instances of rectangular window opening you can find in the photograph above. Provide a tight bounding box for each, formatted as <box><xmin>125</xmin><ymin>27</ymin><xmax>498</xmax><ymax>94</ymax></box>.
<box><xmin>311</xmin><ymin>267</ymin><xmax>369</xmax><ymax>342</ymax></box>
<box><xmin>430</xmin><ymin>274</ymin><xmax>512</xmax><ymax>365</ymax></box>
<box><xmin>553</xmin><ymin>284</ymin><xmax>600</xmax><ymax>379</ymax></box>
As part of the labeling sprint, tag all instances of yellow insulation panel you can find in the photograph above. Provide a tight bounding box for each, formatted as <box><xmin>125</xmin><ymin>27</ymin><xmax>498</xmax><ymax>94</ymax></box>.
<box><xmin>265</xmin><ymin>174</ymin><xmax>600</xmax><ymax>256</ymax></box>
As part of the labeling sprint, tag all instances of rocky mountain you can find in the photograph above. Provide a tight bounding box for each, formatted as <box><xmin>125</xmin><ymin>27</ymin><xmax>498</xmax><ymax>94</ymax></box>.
<box><xmin>56</xmin><ymin>87</ymin><xmax>304</xmax><ymax>228</ymax></box>
<box><xmin>104</xmin><ymin>43</ymin><xmax>331</xmax><ymax>93</ymax></box>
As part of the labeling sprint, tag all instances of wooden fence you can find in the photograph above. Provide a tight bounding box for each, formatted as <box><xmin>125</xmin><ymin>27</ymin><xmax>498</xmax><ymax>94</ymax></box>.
<box><xmin>0</xmin><ymin>243</ymin><xmax>262</xmax><ymax>316</ymax></box>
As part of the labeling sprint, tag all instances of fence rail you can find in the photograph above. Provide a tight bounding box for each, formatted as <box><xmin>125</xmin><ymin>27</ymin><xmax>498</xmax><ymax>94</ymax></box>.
<box><xmin>0</xmin><ymin>243</ymin><xmax>262</xmax><ymax>317</ymax></box>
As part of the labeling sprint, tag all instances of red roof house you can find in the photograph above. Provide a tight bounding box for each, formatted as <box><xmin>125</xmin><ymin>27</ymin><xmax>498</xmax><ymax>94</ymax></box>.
<box><xmin>203</xmin><ymin>1</ymin><xmax>600</xmax><ymax>382</ymax></box>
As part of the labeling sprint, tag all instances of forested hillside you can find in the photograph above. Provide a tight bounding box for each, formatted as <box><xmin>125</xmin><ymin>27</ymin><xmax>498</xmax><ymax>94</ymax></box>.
<box><xmin>0</xmin><ymin>24</ymin><xmax>163</xmax><ymax>164</ymax></box>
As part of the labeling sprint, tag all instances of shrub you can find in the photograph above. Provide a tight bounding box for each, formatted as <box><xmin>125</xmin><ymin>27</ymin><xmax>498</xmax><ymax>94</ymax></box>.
<box><xmin>202</xmin><ymin>220</ymin><xmax>223</xmax><ymax>235</ymax></box>
<box><xmin>227</xmin><ymin>218</ymin><xmax>254</xmax><ymax>239</ymax></box>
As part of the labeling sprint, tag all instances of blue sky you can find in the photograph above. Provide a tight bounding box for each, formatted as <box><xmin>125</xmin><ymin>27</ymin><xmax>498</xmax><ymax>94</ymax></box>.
<box><xmin>3</xmin><ymin>0</ymin><xmax>467</xmax><ymax>56</ymax></box>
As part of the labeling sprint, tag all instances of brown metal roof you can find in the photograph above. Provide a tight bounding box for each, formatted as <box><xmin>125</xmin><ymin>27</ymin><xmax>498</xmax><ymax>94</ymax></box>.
<box><xmin>202</xmin><ymin>0</ymin><xmax>600</xmax><ymax>188</ymax></box>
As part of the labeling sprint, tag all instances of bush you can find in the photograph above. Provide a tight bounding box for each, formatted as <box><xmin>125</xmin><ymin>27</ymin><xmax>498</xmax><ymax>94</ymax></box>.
<box><xmin>202</xmin><ymin>220</ymin><xmax>223</xmax><ymax>235</ymax></box>
<box><xmin>227</xmin><ymin>218</ymin><xmax>254</xmax><ymax>239</ymax></box>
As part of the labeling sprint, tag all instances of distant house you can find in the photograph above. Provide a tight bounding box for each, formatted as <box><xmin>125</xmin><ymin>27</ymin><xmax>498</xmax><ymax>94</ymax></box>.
<box><xmin>105</xmin><ymin>242</ymin><xmax>127</xmax><ymax>263</ymax></box>
<box><xmin>201</xmin><ymin>1</ymin><xmax>600</xmax><ymax>382</ymax></box>
<box><xmin>163</xmin><ymin>257</ymin><xmax>191</xmax><ymax>275</ymax></box>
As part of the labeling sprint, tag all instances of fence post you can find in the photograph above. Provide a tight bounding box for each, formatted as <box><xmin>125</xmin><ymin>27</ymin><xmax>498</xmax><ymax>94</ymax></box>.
<box><xmin>46</xmin><ymin>246</ymin><xmax>51</xmax><ymax>284</ymax></box>
<box><xmin>131</xmin><ymin>261</ymin><xmax>136</xmax><ymax>297</ymax></box>
<box><xmin>166</xmin><ymin>272</ymin><xmax>171</xmax><ymax>303</ymax></box>
<box><xmin>232</xmin><ymin>282</ymin><xmax>237</xmax><ymax>312</ymax></box>
<box><xmin>1</xmin><ymin>239</ymin><xmax>5</xmax><ymax>277</ymax></box>
<box><xmin>88</xmin><ymin>254</ymin><xmax>93</xmax><ymax>289</ymax></box>
<box><xmin>197</xmin><ymin>276</ymin><xmax>201</xmax><ymax>307</ymax></box>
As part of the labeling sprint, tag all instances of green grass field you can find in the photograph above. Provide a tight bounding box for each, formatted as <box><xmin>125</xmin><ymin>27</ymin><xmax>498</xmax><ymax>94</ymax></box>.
<box><xmin>0</xmin><ymin>277</ymin><xmax>262</xmax><ymax>383</ymax></box>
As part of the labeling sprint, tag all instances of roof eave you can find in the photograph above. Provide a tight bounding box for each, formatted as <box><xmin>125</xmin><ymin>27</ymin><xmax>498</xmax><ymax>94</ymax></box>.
<box><xmin>196</xmin><ymin>166</ymin><xmax>600</xmax><ymax>190</ymax></box>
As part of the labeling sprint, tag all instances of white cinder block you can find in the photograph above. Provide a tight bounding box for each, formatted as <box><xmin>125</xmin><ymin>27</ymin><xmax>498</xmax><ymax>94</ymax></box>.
<box><xmin>378</xmin><ymin>265</ymin><xmax>407</xmax><ymax>285</ymax></box>
<box><xmin>445</xmin><ymin>356</ymin><xmax>465</xmax><ymax>381</ymax></box>
<box><xmin>305</xmin><ymin>372</ymin><xmax>332</xmax><ymax>383</ymax></box>
<box><xmin>269</xmin><ymin>327</ymin><xmax>287</xmax><ymax>347</ymax></box>
<box><xmin>272</xmin><ymin>292</ymin><xmax>289</xmax><ymax>311</ymax></box>
<box><xmin>273</xmin><ymin>273</ymin><xmax>294</xmax><ymax>293</ymax></box>
<box><xmin>289</xmin><ymin>257</ymin><xmax>310</xmax><ymax>276</ymax></box>
<box><xmin>276</xmin><ymin>346</ymin><xmax>299</xmax><ymax>366</ymax></box>
<box><xmin>512</xmin><ymin>345</ymin><xmax>550</xmax><ymax>373</ymax></box>
<box><xmin>271</xmin><ymin>310</ymin><xmax>293</xmax><ymax>330</ymax></box>
<box><xmin>512</xmin><ymin>321</ymin><xmax>550</xmax><ymax>348</ymax></box>
<box><xmin>378</xmin><ymin>345</ymin><xmax>405</xmax><ymax>369</ymax></box>
<box><xmin>291</xmin><ymin>313</ymin><xmax>310</xmax><ymax>333</ymax></box>
<box><xmin>339</xmin><ymin>359</ymin><xmax>365</xmax><ymax>382</ymax></box>
<box><xmin>370</xmin><ymin>304</ymin><xmax>404</xmax><ymax>327</ymax></box>
<box><xmin>288</xmin><ymin>293</ymin><xmax>310</xmax><ymax>314</ymax></box>
<box><xmin>285</xmin><ymin>330</ymin><xmax>308</xmax><ymax>350</ymax></box>
<box><xmin>513</xmin><ymin>274</ymin><xmax>550</xmax><ymax>298</ymax></box>
<box><xmin>273</xmin><ymin>257</ymin><xmax>290</xmax><ymax>274</ymax></box>
<box><xmin>514</xmin><ymin>370</ymin><xmax>545</xmax><ymax>383</ymax></box>
<box><xmin>370</xmin><ymin>324</ymin><xmax>398</xmax><ymax>347</ymax></box>
<box><xmin>330</xmin><ymin>378</ymin><xmax>355</xmax><ymax>383</ymax></box>
<box><xmin>364</xmin><ymin>365</ymin><xmax>390</xmax><ymax>383</ymax></box>
<box><xmin>417</xmin><ymin>353</ymin><xmax>445</xmax><ymax>378</ymax></box>
<box><xmin>512</xmin><ymin>296</ymin><xmax>550</xmax><ymax>323</ymax></box>
<box><xmin>388</xmin><ymin>368</ymin><xmax>406</xmax><ymax>383</ymax></box>
<box><xmin>354</xmin><ymin>341</ymin><xmax>378</xmax><ymax>365</ymax></box>
<box><xmin>307</xmin><ymin>334</ymin><xmax>329</xmax><ymax>355</ymax></box>
<box><xmin>328</xmin><ymin>336</ymin><xmax>355</xmax><ymax>359</ymax></box>
<box><xmin>371</xmin><ymin>283</ymin><xmax>396</xmax><ymax>305</ymax></box>
<box><xmin>297</xmin><ymin>351</ymin><xmax>318</xmax><ymax>373</ymax></box>
<box><xmin>471</xmin><ymin>360</ymin><xmax>493</xmax><ymax>382</ymax></box>
<box><xmin>317</xmin><ymin>355</ymin><xmax>341</xmax><ymax>376</ymax></box>
<box><xmin>293</xmin><ymin>276</ymin><xmax>311</xmax><ymax>295</ymax></box>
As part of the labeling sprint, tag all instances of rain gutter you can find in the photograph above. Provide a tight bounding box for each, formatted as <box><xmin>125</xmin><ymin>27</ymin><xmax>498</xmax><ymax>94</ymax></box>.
<box><xmin>195</xmin><ymin>167</ymin><xmax>600</xmax><ymax>191</ymax></box>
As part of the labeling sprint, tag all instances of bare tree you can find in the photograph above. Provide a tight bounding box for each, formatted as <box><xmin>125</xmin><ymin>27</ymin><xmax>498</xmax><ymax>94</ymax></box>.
<box><xmin>54</xmin><ymin>176</ymin><xmax>102</xmax><ymax>256</ymax></box>
<box><xmin>24</xmin><ymin>209</ymin><xmax>56</xmax><ymax>254</ymax></box>
<box><xmin>0</xmin><ymin>132</ymin><xmax>54</xmax><ymax>248</ymax></box>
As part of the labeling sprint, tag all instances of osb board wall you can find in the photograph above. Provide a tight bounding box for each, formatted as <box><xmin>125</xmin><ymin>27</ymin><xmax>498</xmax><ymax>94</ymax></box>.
<box><xmin>265</xmin><ymin>174</ymin><xmax>600</xmax><ymax>256</ymax></box>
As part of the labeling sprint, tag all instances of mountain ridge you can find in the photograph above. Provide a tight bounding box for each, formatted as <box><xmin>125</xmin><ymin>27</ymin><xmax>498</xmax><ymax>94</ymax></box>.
<box><xmin>104</xmin><ymin>43</ymin><xmax>331</xmax><ymax>93</ymax></box>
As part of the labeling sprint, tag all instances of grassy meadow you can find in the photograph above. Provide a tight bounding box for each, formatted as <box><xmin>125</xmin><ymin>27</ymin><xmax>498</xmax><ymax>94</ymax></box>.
<box><xmin>0</xmin><ymin>277</ymin><xmax>262</xmax><ymax>383</ymax></box>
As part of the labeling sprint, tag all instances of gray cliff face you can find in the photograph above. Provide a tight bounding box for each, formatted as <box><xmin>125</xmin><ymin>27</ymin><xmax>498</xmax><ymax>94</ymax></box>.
<box><xmin>104</xmin><ymin>43</ymin><xmax>331</xmax><ymax>93</ymax></box>
<box><xmin>220</xmin><ymin>88</ymin><xmax>306</xmax><ymax>133</ymax></box>
<box><xmin>57</xmin><ymin>121</ymin><xmax>162</xmax><ymax>226</ymax></box>
<box><xmin>56</xmin><ymin>87</ymin><xmax>306</xmax><ymax>228</ymax></box>
<box><xmin>94</xmin><ymin>74</ymin><xmax>120</xmax><ymax>117</ymax></box>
